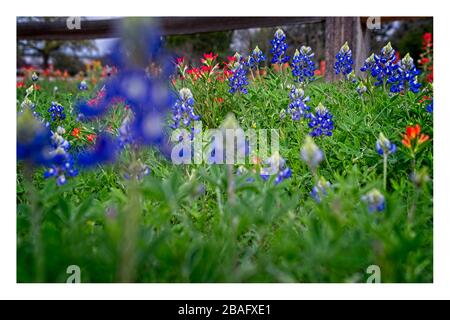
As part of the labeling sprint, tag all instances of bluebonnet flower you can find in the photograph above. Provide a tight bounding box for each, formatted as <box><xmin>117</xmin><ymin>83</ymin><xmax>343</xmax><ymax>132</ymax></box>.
<box><xmin>376</xmin><ymin>132</ymin><xmax>397</xmax><ymax>156</ymax></box>
<box><xmin>260</xmin><ymin>152</ymin><xmax>292</xmax><ymax>184</ymax></box>
<box><xmin>44</xmin><ymin>127</ymin><xmax>78</xmax><ymax>186</ymax></box>
<box><xmin>286</xmin><ymin>85</ymin><xmax>311</xmax><ymax>121</ymax></box>
<box><xmin>291</xmin><ymin>46</ymin><xmax>315</xmax><ymax>84</ymax></box>
<box><xmin>123</xmin><ymin>158</ymin><xmax>150</xmax><ymax>181</ymax></box>
<box><xmin>361</xmin><ymin>188</ymin><xmax>385</xmax><ymax>212</ymax></box>
<box><xmin>171</xmin><ymin>88</ymin><xmax>200</xmax><ymax>138</ymax></box>
<box><xmin>48</xmin><ymin>101</ymin><xmax>66</xmax><ymax>122</ymax></box>
<box><xmin>117</xmin><ymin>113</ymin><xmax>136</xmax><ymax>149</ymax></box>
<box><xmin>31</xmin><ymin>72</ymin><xmax>39</xmax><ymax>82</ymax></box>
<box><xmin>78</xmin><ymin>80</ymin><xmax>88</xmax><ymax>91</ymax></box>
<box><xmin>356</xmin><ymin>82</ymin><xmax>368</xmax><ymax>95</ymax></box>
<box><xmin>334</xmin><ymin>42</ymin><xmax>354</xmax><ymax>78</ymax></box>
<box><xmin>307</xmin><ymin>103</ymin><xmax>334</xmax><ymax>137</ymax></box>
<box><xmin>300</xmin><ymin>136</ymin><xmax>324</xmax><ymax>172</ymax></box>
<box><xmin>77</xmin><ymin>134</ymin><xmax>119</xmax><ymax>167</ymax></box>
<box><xmin>426</xmin><ymin>100</ymin><xmax>433</xmax><ymax>113</ymax></box>
<box><xmin>17</xmin><ymin>108</ymin><xmax>53</xmax><ymax>166</ymax></box>
<box><xmin>361</xmin><ymin>43</ymin><xmax>398</xmax><ymax>87</ymax></box>
<box><xmin>228</xmin><ymin>62</ymin><xmax>249</xmax><ymax>94</ymax></box>
<box><xmin>75</xmin><ymin>22</ymin><xmax>175</xmax><ymax>166</ymax></box>
<box><xmin>311</xmin><ymin>176</ymin><xmax>331</xmax><ymax>202</ymax></box>
<box><xmin>246</xmin><ymin>46</ymin><xmax>265</xmax><ymax>70</ymax></box>
<box><xmin>388</xmin><ymin>53</ymin><xmax>421</xmax><ymax>93</ymax></box>
<box><xmin>270</xmin><ymin>29</ymin><xmax>290</xmax><ymax>65</ymax></box>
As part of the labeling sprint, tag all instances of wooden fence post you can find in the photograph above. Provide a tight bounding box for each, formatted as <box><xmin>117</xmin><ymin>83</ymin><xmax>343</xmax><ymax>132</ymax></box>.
<box><xmin>325</xmin><ymin>17</ymin><xmax>370</xmax><ymax>81</ymax></box>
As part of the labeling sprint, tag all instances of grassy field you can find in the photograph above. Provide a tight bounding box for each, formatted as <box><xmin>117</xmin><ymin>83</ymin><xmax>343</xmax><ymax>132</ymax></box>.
<box><xmin>17</xmin><ymin>47</ymin><xmax>433</xmax><ymax>283</ymax></box>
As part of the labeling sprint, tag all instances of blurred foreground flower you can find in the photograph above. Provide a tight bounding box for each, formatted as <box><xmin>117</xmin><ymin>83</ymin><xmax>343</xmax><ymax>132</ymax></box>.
<box><xmin>301</xmin><ymin>136</ymin><xmax>323</xmax><ymax>173</ymax></box>
<box><xmin>362</xmin><ymin>188</ymin><xmax>385</xmax><ymax>213</ymax></box>
<box><xmin>311</xmin><ymin>176</ymin><xmax>331</xmax><ymax>202</ymax></box>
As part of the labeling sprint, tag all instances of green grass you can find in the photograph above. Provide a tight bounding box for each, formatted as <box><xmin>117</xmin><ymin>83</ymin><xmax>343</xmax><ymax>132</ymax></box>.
<box><xmin>16</xmin><ymin>70</ymin><xmax>433</xmax><ymax>283</ymax></box>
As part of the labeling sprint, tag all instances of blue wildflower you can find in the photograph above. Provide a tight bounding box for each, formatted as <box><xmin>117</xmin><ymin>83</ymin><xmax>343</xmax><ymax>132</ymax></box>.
<box><xmin>260</xmin><ymin>152</ymin><xmax>292</xmax><ymax>184</ymax></box>
<box><xmin>123</xmin><ymin>158</ymin><xmax>150</xmax><ymax>181</ymax></box>
<box><xmin>356</xmin><ymin>82</ymin><xmax>368</xmax><ymax>96</ymax></box>
<box><xmin>43</xmin><ymin>126</ymin><xmax>78</xmax><ymax>185</ymax></box>
<box><xmin>376</xmin><ymin>132</ymin><xmax>397</xmax><ymax>156</ymax></box>
<box><xmin>426</xmin><ymin>100</ymin><xmax>433</xmax><ymax>113</ymax></box>
<box><xmin>171</xmin><ymin>88</ymin><xmax>200</xmax><ymax>139</ymax></box>
<box><xmin>311</xmin><ymin>176</ymin><xmax>331</xmax><ymax>202</ymax></box>
<box><xmin>228</xmin><ymin>62</ymin><xmax>249</xmax><ymax>94</ymax></box>
<box><xmin>78</xmin><ymin>80</ymin><xmax>88</xmax><ymax>91</ymax></box>
<box><xmin>270</xmin><ymin>29</ymin><xmax>290</xmax><ymax>65</ymax></box>
<box><xmin>361</xmin><ymin>188</ymin><xmax>385</xmax><ymax>213</ymax></box>
<box><xmin>334</xmin><ymin>42</ymin><xmax>354</xmax><ymax>78</ymax></box>
<box><xmin>246</xmin><ymin>46</ymin><xmax>265</xmax><ymax>70</ymax></box>
<box><xmin>307</xmin><ymin>103</ymin><xmax>334</xmax><ymax>137</ymax></box>
<box><xmin>17</xmin><ymin>109</ymin><xmax>53</xmax><ymax>166</ymax></box>
<box><xmin>48</xmin><ymin>101</ymin><xmax>66</xmax><ymax>122</ymax></box>
<box><xmin>291</xmin><ymin>46</ymin><xmax>315</xmax><ymax>84</ymax></box>
<box><xmin>361</xmin><ymin>43</ymin><xmax>399</xmax><ymax>87</ymax></box>
<box><xmin>77</xmin><ymin>134</ymin><xmax>119</xmax><ymax>167</ymax></box>
<box><xmin>300</xmin><ymin>136</ymin><xmax>324</xmax><ymax>171</ymax></box>
<box><xmin>31</xmin><ymin>72</ymin><xmax>39</xmax><ymax>82</ymax></box>
<box><xmin>388</xmin><ymin>53</ymin><xmax>421</xmax><ymax>93</ymax></box>
<box><xmin>286</xmin><ymin>85</ymin><xmax>311</xmax><ymax>121</ymax></box>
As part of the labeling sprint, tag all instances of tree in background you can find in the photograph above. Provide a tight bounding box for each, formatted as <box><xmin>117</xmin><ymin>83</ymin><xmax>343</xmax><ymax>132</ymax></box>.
<box><xmin>165</xmin><ymin>31</ymin><xmax>233</xmax><ymax>63</ymax></box>
<box><xmin>17</xmin><ymin>17</ymin><xmax>98</xmax><ymax>72</ymax></box>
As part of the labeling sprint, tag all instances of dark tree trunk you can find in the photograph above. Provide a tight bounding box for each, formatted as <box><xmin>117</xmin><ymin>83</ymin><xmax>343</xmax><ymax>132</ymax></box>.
<box><xmin>325</xmin><ymin>17</ymin><xmax>370</xmax><ymax>81</ymax></box>
<box><xmin>42</xmin><ymin>52</ymin><xmax>50</xmax><ymax>69</ymax></box>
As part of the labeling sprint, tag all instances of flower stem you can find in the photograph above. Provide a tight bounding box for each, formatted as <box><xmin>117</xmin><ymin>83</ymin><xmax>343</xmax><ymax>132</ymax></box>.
<box><xmin>383</xmin><ymin>153</ymin><xmax>388</xmax><ymax>191</ymax></box>
<box><xmin>24</xmin><ymin>166</ymin><xmax>44</xmax><ymax>282</ymax></box>
<box><xmin>226</xmin><ymin>164</ymin><xmax>235</xmax><ymax>204</ymax></box>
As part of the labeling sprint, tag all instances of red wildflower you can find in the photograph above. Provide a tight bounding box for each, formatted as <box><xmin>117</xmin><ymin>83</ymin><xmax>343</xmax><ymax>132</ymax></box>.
<box><xmin>402</xmin><ymin>124</ymin><xmax>430</xmax><ymax>151</ymax></box>
<box><xmin>419</xmin><ymin>57</ymin><xmax>429</xmax><ymax>65</ymax></box>
<box><xmin>86</xmin><ymin>134</ymin><xmax>96</xmax><ymax>143</ymax></box>
<box><xmin>176</xmin><ymin>57</ymin><xmax>185</xmax><ymax>65</ymax></box>
<box><xmin>200</xmin><ymin>65</ymin><xmax>212</xmax><ymax>73</ymax></box>
<box><xmin>16</xmin><ymin>81</ymin><xmax>25</xmax><ymax>88</ymax></box>
<box><xmin>201</xmin><ymin>52</ymin><xmax>218</xmax><ymax>63</ymax></box>
<box><xmin>423</xmin><ymin>33</ymin><xmax>432</xmax><ymax>48</ymax></box>
<box><xmin>33</xmin><ymin>84</ymin><xmax>41</xmax><ymax>91</ymax></box>
<box><xmin>71</xmin><ymin>128</ymin><xmax>81</xmax><ymax>139</ymax></box>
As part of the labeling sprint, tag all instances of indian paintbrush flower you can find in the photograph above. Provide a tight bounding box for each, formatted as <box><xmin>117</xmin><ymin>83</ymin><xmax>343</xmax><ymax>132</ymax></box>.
<box><xmin>401</xmin><ymin>124</ymin><xmax>430</xmax><ymax>156</ymax></box>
